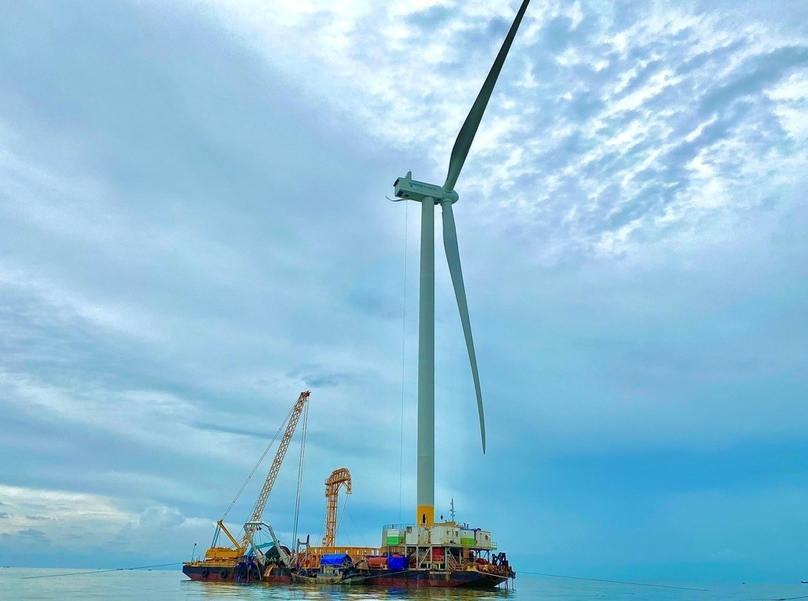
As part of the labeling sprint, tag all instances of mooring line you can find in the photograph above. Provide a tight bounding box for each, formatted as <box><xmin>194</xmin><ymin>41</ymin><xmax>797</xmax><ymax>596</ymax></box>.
<box><xmin>20</xmin><ymin>562</ymin><xmax>183</xmax><ymax>579</ymax></box>
<box><xmin>520</xmin><ymin>570</ymin><xmax>710</xmax><ymax>591</ymax></box>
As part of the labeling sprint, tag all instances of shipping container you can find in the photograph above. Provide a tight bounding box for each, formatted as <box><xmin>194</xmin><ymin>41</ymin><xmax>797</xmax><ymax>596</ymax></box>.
<box><xmin>460</xmin><ymin>529</ymin><xmax>475</xmax><ymax>547</ymax></box>
<box><xmin>388</xmin><ymin>555</ymin><xmax>408</xmax><ymax>571</ymax></box>
<box><xmin>475</xmin><ymin>530</ymin><xmax>492</xmax><ymax>548</ymax></box>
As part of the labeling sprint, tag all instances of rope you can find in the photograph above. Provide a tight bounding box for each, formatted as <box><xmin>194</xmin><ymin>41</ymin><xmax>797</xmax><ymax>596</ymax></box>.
<box><xmin>345</xmin><ymin>505</ymin><xmax>371</xmax><ymax>548</ymax></box>
<box><xmin>221</xmin><ymin>403</ymin><xmax>293</xmax><ymax>521</ymax></box>
<box><xmin>291</xmin><ymin>400</ymin><xmax>309</xmax><ymax>549</ymax></box>
<box><xmin>20</xmin><ymin>563</ymin><xmax>183</xmax><ymax>579</ymax></box>
<box><xmin>335</xmin><ymin>487</ymin><xmax>350</xmax><ymax>540</ymax></box>
<box><xmin>520</xmin><ymin>571</ymin><xmax>710</xmax><ymax>592</ymax></box>
<box><xmin>399</xmin><ymin>197</ymin><xmax>408</xmax><ymax>524</ymax></box>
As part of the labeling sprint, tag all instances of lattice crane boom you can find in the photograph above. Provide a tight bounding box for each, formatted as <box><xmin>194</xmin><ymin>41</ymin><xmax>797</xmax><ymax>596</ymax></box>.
<box><xmin>322</xmin><ymin>467</ymin><xmax>352</xmax><ymax>549</ymax></box>
<box><xmin>241</xmin><ymin>390</ymin><xmax>311</xmax><ymax>547</ymax></box>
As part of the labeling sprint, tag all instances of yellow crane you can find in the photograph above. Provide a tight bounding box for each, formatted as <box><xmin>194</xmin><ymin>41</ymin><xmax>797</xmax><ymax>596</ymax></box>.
<box><xmin>198</xmin><ymin>391</ymin><xmax>311</xmax><ymax>565</ymax></box>
<box><xmin>242</xmin><ymin>390</ymin><xmax>311</xmax><ymax>549</ymax></box>
<box><xmin>322</xmin><ymin>468</ymin><xmax>351</xmax><ymax>549</ymax></box>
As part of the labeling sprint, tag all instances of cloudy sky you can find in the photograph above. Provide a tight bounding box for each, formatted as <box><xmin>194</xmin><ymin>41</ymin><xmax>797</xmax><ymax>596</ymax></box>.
<box><xmin>1</xmin><ymin>0</ymin><xmax>807</xmax><ymax>584</ymax></box>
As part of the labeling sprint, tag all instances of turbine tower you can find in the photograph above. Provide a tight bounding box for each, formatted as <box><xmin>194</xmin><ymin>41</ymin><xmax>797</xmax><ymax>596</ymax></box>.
<box><xmin>392</xmin><ymin>0</ymin><xmax>531</xmax><ymax>528</ymax></box>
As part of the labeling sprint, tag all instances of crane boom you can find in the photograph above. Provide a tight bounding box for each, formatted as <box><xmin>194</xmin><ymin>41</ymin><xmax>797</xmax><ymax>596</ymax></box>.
<box><xmin>241</xmin><ymin>390</ymin><xmax>310</xmax><ymax>546</ymax></box>
<box><xmin>322</xmin><ymin>467</ymin><xmax>352</xmax><ymax>549</ymax></box>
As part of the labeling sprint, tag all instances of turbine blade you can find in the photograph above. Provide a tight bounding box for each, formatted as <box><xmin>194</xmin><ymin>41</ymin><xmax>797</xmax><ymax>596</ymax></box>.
<box><xmin>441</xmin><ymin>202</ymin><xmax>486</xmax><ymax>453</ymax></box>
<box><xmin>443</xmin><ymin>0</ymin><xmax>531</xmax><ymax>192</ymax></box>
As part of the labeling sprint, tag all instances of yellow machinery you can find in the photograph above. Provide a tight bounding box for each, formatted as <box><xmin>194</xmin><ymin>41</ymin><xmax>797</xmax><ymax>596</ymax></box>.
<box><xmin>322</xmin><ymin>468</ymin><xmax>351</xmax><ymax>549</ymax></box>
<box><xmin>201</xmin><ymin>391</ymin><xmax>311</xmax><ymax>562</ymax></box>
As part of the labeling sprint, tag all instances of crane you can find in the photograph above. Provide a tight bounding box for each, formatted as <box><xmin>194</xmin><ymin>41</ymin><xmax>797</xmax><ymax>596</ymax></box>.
<box><xmin>322</xmin><ymin>467</ymin><xmax>351</xmax><ymax>549</ymax></box>
<box><xmin>202</xmin><ymin>391</ymin><xmax>311</xmax><ymax>562</ymax></box>
<box><xmin>242</xmin><ymin>390</ymin><xmax>311</xmax><ymax>548</ymax></box>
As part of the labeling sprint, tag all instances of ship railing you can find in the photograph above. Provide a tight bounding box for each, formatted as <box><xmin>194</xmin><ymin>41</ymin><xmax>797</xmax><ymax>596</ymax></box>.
<box><xmin>382</xmin><ymin>523</ymin><xmax>413</xmax><ymax>530</ymax></box>
<box><xmin>298</xmin><ymin>546</ymin><xmax>382</xmax><ymax>568</ymax></box>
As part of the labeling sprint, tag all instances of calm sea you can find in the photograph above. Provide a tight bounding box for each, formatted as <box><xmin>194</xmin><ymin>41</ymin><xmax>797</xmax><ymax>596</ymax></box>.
<box><xmin>1</xmin><ymin>568</ymin><xmax>805</xmax><ymax>601</ymax></box>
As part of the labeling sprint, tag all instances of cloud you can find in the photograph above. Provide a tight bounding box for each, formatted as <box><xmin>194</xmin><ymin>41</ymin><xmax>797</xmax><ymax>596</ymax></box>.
<box><xmin>193</xmin><ymin>422</ymin><xmax>269</xmax><ymax>440</ymax></box>
<box><xmin>0</xmin><ymin>485</ymin><xmax>210</xmax><ymax>563</ymax></box>
<box><xmin>138</xmin><ymin>506</ymin><xmax>186</xmax><ymax>529</ymax></box>
<box><xmin>0</xmin><ymin>485</ymin><xmax>130</xmax><ymax>537</ymax></box>
<box><xmin>190</xmin><ymin>0</ymin><xmax>807</xmax><ymax>262</ymax></box>
<box><xmin>0</xmin><ymin>528</ymin><xmax>51</xmax><ymax>551</ymax></box>
<box><xmin>289</xmin><ymin>367</ymin><xmax>356</xmax><ymax>389</ymax></box>
<box><xmin>0</xmin><ymin>0</ymin><xmax>806</xmax><ymax>579</ymax></box>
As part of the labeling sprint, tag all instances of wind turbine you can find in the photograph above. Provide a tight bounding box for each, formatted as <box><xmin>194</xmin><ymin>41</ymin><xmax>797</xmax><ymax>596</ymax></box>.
<box><xmin>392</xmin><ymin>0</ymin><xmax>531</xmax><ymax>528</ymax></box>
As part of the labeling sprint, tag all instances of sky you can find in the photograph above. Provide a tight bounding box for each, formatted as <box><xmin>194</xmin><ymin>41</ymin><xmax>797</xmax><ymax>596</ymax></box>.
<box><xmin>1</xmin><ymin>0</ymin><xmax>806</xmax><ymax>584</ymax></box>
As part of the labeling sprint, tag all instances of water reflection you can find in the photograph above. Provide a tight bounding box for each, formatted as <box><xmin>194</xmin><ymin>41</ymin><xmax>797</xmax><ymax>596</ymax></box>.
<box><xmin>191</xmin><ymin>582</ymin><xmax>515</xmax><ymax>601</ymax></box>
<box><xmin>8</xmin><ymin>570</ymin><xmax>808</xmax><ymax>601</ymax></box>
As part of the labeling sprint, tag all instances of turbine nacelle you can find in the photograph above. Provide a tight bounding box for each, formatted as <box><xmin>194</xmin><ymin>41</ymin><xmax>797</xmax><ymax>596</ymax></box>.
<box><xmin>393</xmin><ymin>171</ymin><xmax>459</xmax><ymax>204</ymax></box>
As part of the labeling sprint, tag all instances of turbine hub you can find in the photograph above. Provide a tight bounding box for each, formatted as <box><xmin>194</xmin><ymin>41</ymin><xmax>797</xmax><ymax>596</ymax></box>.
<box><xmin>441</xmin><ymin>188</ymin><xmax>459</xmax><ymax>204</ymax></box>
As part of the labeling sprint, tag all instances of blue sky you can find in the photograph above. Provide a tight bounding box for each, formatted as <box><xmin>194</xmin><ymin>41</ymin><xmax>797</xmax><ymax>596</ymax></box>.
<box><xmin>1</xmin><ymin>0</ymin><xmax>806</xmax><ymax>583</ymax></box>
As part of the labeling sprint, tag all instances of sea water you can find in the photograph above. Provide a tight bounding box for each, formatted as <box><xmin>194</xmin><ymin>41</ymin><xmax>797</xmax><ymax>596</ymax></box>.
<box><xmin>0</xmin><ymin>568</ymin><xmax>804</xmax><ymax>601</ymax></box>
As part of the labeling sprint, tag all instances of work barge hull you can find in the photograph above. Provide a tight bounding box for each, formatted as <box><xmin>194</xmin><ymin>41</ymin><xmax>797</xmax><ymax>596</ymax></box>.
<box><xmin>181</xmin><ymin>561</ymin><xmax>292</xmax><ymax>584</ymax></box>
<box><xmin>293</xmin><ymin>567</ymin><xmax>509</xmax><ymax>588</ymax></box>
<box><xmin>182</xmin><ymin>563</ymin><xmax>506</xmax><ymax>589</ymax></box>
<box><xmin>183</xmin><ymin>523</ymin><xmax>514</xmax><ymax>589</ymax></box>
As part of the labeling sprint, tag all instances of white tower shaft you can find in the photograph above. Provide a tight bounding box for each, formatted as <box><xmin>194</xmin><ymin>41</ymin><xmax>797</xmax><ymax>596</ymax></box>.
<box><xmin>417</xmin><ymin>196</ymin><xmax>435</xmax><ymax>527</ymax></box>
<box><xmin>394</xmin><ymin>0</ymin><xmax>532</xmax><ymax>532</ymax></box>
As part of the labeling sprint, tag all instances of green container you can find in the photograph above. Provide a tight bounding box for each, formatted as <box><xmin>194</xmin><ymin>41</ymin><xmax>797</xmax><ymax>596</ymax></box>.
<box><xmin>386</xmin><ymin>529</ymin><xmax>404</xmax><ymax>546</ymax></box>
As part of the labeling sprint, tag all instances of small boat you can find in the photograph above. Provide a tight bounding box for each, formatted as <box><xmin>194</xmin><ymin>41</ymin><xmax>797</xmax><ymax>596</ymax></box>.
<box><xmin>291</xmin><ymin>553</ymin><xmax>353</xmax><ymax>585</ymax></box>
<box><xmin>291</xmin><ymin>572</ymin><xmax>346</xmax><ymax>585</ymax></box>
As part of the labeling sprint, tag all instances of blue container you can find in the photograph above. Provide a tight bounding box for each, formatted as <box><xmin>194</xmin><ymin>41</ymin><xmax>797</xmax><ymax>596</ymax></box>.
<box><xmin>388</xmin><ymin>555</ymin><xmax>408</xmax><ymax>571</ymax></box>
